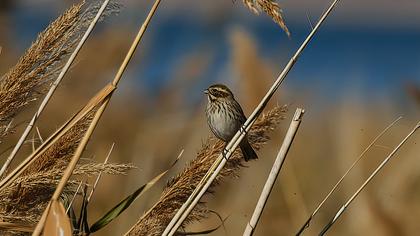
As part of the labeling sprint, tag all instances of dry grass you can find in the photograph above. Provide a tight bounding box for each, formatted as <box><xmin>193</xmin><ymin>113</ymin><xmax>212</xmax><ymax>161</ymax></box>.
<box><xmin>0</xmin><ymin>1</ymin><xmax>87</xmax><ymax>229</ymax></box>
<box><xmin>0</xmin><ymin>1</ymin><xmax>129</xmax><ymax>231</ymax></box>
<box><xmin>0</xmin><ymin>2</ymin><xmax>85</xmax><ymax>142</ymax></box>
<box><xmin>0</xmin><ymin>104</ymin><xmax>134</xmax><ymax>225</ymax></box>
<box><xmin>242</xmin><ymin>0</ymin><xmax>290</xmax><ymax>36</ymax></box>
<box><xmin>23</xmin><ymin>114</ymin><xmax>93</xmax><ymax>176</ymax></box>
<box><xmin>127</xmin><ymin>105</ymin><xmax>287</xmax><ymax>236</ymax></box>
<box><xmin>0</xmin><ymin>0</ymin><xmax>121</xmax><ymax>144</ymax></box>
<box><xmin>0</xmin><ymin>161</ymin><xmax>134</xmax><ymax>225</ymax></box>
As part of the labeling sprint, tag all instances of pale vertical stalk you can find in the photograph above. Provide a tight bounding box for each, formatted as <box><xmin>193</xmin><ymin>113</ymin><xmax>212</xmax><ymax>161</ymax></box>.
<box><xmin>35</xmin><ymin>127</ymin><xmax>44</xmax><ymax>143</ymax></box>
<box><xmin>31</xmin><ymin>133</ymin><xmax>36</xmax><ymax>152</ymax></box>
<box><xmin>163</xmin><ymin>0</ymin><xmax>341</xmax><ymax>235</ymax></box>
<box><xmin>32</xmin><ymin>1</ymin><xmax>161</xmax><ymax>235</ymax></box>
<box><xmin>87</xmin><ymin>142</ymin><xmax>115</xmax><ymax>202</ymax></box>
<box><xmin>319</xmin><ymin>122</ymin><xmax>419</xmax><ymax>235</ymax></box>
<box><xmin>66</xmin><ymin>180</ymin><xmax>84</xmax><ymax>214</ymax></box>
<box><xmin>0</xmin><ymin>84</ymin><xmax>114</xmax><ymax>193</ymax></box>
<box><xmin>32</xmin><ymin>103</ymin><xmax>108</xmax><ymax>236</ymax></box>
<box><xmin>295</xmin><ymin>116</ymin><xmax>403</xmax><ymax>236</ymax></box>
<box><xmin>243</xmin><ymin>108</ymin><xmax>304</xmax><ymax>236</ymax></box>
<box><xmin>0</xmin><ymin>0</ymin><xmax>111</xmax><ymax>178</ymax></box>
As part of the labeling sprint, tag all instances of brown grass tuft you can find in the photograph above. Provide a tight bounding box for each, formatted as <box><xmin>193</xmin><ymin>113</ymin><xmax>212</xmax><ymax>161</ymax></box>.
<box><xmin>0</xmin><ymin>2</ymin><xmax>125</xmax><ymax>229</ymax></box>
<box><xmin>0</xmin><ymin>2</ymin><xmax>85</xmax><ymax>142</ymax></box>
<box><xmin>0</xmin><ymin>161</ymin><xmax>135</xmax><ymax>224</ymax></box>
<box><xmin>23</xmin><ymin>114</ymin><xmax>93</xmax><ymax>176</ymax></box>
<box><xmin>127</xmin><ymin>105</ymin><xmax>287</xmax><ymax>236</ymax></box>
<box><xmin>242</xmin><ymin>0</ymin><xmax>290</xmax><ymax>36</ymax></box>
<box><xmin>0</xmin><ymin>0</ymin><xmax>121</xmax><ymax>144</ymax></box>
<box><xmin>0</xmin><ymin>102</ymin><xmax>134</xmax><ymax>226</ymax></box>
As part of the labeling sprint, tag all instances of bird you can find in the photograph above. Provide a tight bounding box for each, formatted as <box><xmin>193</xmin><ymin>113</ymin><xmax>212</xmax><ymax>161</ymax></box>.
<box><xmin>204</xmin><ymin>84</ymin><xmax>258</xmax><ymax>161</ymax></box>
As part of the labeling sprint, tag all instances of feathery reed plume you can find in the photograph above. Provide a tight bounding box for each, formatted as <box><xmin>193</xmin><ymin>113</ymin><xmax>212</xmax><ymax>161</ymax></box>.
<box><xmin>33</xmin><ymin>0</ymin><xmax>160</xmax><ymax>233</ymax></box>
<box><xmin>37</xmin><ymin>113</ymin><xmax>103</xmax><ymax>174</ymax></box>
<box><xmin>242</xmin><ymin>0</ymin><xmax>290</xmax><ymax>36</ymax></box>
<box><xmin>22</xmin><ymin>114</ymin><xmax>93</xmax><ymax>176</ymax></box>
<box><xmin>0</xmin><ymin>2</ymin><xmax>84</xmax><ymax>142</ymax></box>
<box><xmin>0</xmin><ymin>0</ymin><xmax>122</xmax><ymax>178</ymax></box>
<box><xmin>0</xmin><ymin>105</ymin><xmax>132</xmax><ymax>227</ymax></box>
<box><xmin>163</xmin><ymin>1</ymin><xmax>339</xmax><ymax>234</ymax></box>
<box><xmin>127</xmin><ymin>105</ymin><xmax>287</xmax><ymax>236</ymax></box>
<box><xmin>0</xmin><ymin>161</ymin><xmax>135</xmax><ymax>225</ymax></box>
<box><xmin>0</xmin><ymin>1</ymin><xmax>121</xmax><ymax>144</ymax></box>
<box><xmin>0</xmin><ymin>2</ymin><xmax>125</xmax><ymax>228</ymax></box>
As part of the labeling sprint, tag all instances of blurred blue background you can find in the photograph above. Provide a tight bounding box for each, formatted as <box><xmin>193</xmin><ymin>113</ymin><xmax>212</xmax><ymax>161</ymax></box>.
<box><xmin>3</xmin><ymin>0</ymin><xmax>420</xmax><ymax>109</ymax></box>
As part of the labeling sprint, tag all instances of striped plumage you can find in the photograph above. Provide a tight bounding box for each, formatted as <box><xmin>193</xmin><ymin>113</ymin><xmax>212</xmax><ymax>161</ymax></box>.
<box><xmin>205</xmin><ymin>84</ymin><xmax>258</xmax><ymax>161</ymax></box>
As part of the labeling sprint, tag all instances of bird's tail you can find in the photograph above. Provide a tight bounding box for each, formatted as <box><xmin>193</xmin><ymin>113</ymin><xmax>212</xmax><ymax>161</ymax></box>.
<box><xmin>240</xmin><ymin>138</ymin><xmax>258</xmax><ymax>161</ymax></box>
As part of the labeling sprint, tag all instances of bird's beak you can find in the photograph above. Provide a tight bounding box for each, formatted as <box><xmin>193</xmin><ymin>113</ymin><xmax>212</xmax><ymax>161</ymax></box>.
<box><xmin>204</xmin><ymin>89</ymin><xmax>209</xmax><ymax>94</ymax></box>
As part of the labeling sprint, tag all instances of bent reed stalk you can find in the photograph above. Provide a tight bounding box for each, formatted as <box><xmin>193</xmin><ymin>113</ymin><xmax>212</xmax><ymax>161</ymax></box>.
<box><xmin>0</xmin><ymin>0</ymin><xmax>117</xmax><ymax>178</ymax></box>
<box><xmin>319</xmin><ymin>121</ymin><xmax>419</xmax><ymax>235</ymax></box>
<box><xmin>295</xmin><ymin>116</ymin><xmax>403</xmax><ymax>236</ymax></box>
<box><xmin>32</xmin><ymin>0</ymin><xmax>162</xmax><ymax>234</ymax></box>
<box><xmin>126</xmin><ymin>106</ymin><xmax>287</xmax><ymax>236</ymax></box>
<box><xmin>243</xmin><ymin>108</ymin><xmax>304</xmax><ymax>236</ymax></box>
<box><xmin>163</xmin><ymin>0</ymin><xmax>341</xmax><ymax>235</ymax></box>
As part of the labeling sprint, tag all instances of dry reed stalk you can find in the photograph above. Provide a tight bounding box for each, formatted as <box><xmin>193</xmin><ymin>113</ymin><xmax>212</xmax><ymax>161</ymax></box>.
<box><xmin>126</xmin><ymin>105</ymin><xmax>287</xmax><ymax>236</ymax></box>
<box><xmin>0</xmin><ymin>91</ymin><xmax>111</xmax><ymax>234</ymax></box>
<box><xmin>0</xmin><ymin>112</ymin><xmax>93</xmax><ymax>229</ymax></box>
<box><xmin>295</xmin><ymin>116</ymin><xmax>403</xmax><ymax>236</ymax></box>
<box><xmin>0</xmin><ymin>86</ymin><xmax>129</xmax><ymax>230</ymax></box>
<box><xmin>32</xmin><ymin>0</ymin><xmax>162</xmax><ymax>234</ymax></box>
<box><xmin>87</xmin><ymin>143</ymin><xmax>114</xmax><ymax>202</ymax></box>
<box><xmin>66</xmin><ymin>180</ymin><xmax>84</xmax><ymax>214</ymax></box>
<box><xmin>23</xmin><ymin>113</ymin><xmax>93</xmax><ymax>175</ymax></box>
<box><xmin>0</xmin><ymin>161</ymin><xmax>134</xmax><ymax>225</ymax></box>
<box><xmin>0</xmin><ymin>84</ymin><xmax>115</xmax><ymax>195</ymax></box>
<box><xmin>242</xmin><ymin>0</ymin><xmax>290</xmax><ymax>36</ymax></box>
<box><xmin>0</xmin><ymin>0</ymin><xmax>122</xmax><ymax>178</ymax></box>
<box><xmin>0</xmin><ymin>2</ymin><xmax>84</xmax><ymax>142</ymax></box>
<box><xmin>243</xmin><ymin>108</ymin><xmax>304</xmax><ymax>236</ymax></box>
<box><xmin>319</xmin><ymin>121</ymin><xmax>420</xmax><ymax>235</ymax></box>
<box><xmin>163</xmin><ymin>1</ymin><xmax>340</xmax><ymax>234</ymax></box>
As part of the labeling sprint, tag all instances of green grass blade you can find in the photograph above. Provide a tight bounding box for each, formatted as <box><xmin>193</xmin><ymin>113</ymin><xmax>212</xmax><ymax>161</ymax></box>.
<box><xmin>90</xmin><ymin>151</ymin><xmax>182</xmax><ymax>232</ymax></box>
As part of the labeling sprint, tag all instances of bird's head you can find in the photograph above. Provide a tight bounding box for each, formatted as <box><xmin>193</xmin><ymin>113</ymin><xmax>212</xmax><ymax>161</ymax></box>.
<box><xmin>204</xmin><ymin>84</ymin><xmax>234</xmax><ymax>102</ymax></box>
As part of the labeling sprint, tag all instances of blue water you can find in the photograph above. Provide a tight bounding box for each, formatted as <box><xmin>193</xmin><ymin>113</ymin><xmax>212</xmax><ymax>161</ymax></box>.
<box><xmin>7</xmin><ymin>5</ymin><xmax>420</xmax><ymax>105</ymax></box>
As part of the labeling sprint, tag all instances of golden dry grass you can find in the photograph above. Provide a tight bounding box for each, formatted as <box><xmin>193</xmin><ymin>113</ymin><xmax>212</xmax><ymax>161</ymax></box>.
<box><xmin>0</xmin><ymin>2</ymin><xmax>84</xmax><ymax>142</ymax></box>
<box><xmin>0</xmin><ymin>162</ymin><xmax>134</xmax><ymax>224</ymax></box>
<box><xmin>127</xmin><ymin>105</ymin><xmax>287</xmax><ymax>236</ymax></box>
<box><xmin>0</xmin><ymin>1</ymin><xmax>130</xmax><ymax>233</ymax></box>
<box><xmin>242</xmin><ymin>0</ymin><xmax>290</xmax><ymax>36</ymax></box>
<box><xmin>0</xmin><ymin>1</ymin><xmax>87</xmax><ymax>229</ymax></box>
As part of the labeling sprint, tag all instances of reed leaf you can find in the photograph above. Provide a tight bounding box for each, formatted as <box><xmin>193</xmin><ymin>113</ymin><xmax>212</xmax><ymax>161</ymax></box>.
<box><xmin>43</xmin><ymin>200</ymin><xmax>72</xmax><ymax>236</ymax></box>
<box><xmin>90</xmin><ymin>151</ymin><xmax>182</xmax><ymax>233</ymax></box>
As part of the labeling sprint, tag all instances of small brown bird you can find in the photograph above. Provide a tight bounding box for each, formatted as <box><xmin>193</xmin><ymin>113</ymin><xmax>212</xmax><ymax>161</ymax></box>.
<box><xmin>205</xmin><ymin>84</ymin><xmax>258</xmax><ymax>161</ymax></box>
